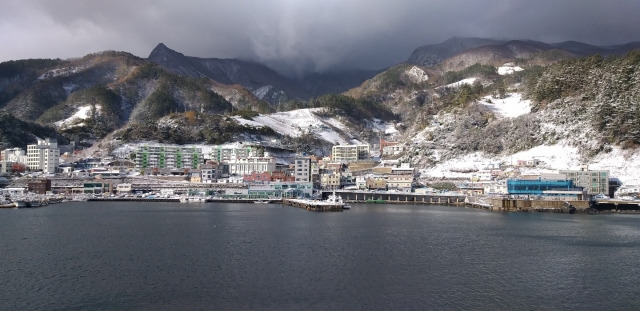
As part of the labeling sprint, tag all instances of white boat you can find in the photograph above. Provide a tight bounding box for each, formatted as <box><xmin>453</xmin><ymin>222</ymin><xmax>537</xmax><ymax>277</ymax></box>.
<box><xmin>326</xmin><ymin>191</ymin><xmax>344</xmax><ymax>205</ymax></box>
<box><xmin>180</xmin><ymin>196</ymin><xmax>206</xmax><ymax>203</ymax></box>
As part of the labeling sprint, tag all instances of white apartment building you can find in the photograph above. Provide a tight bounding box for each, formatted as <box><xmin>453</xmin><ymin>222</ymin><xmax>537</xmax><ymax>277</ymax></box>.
<box><xmin>135</xmin><ymin>145</ymin><xmax>204</xmax><ymax>169</ymax></box>
<box><xmin>227</xmin><ymin>156</ymin><xmax>276</xmax><ymax>176</ymax></box>
<box><xmin>1</xmin><ymin>148</ymin><xmax>27</xmax><ymax>164</ymax></box>
<box><xmin>382</xmin><ymin>144</ymin><xmax>405</xmax><ymax>156</ymax></box>
<box><xmin>559</xmin><ymin>167</ymin><xmax>609</xmax><ymax>195</ymax></box>
<box><xmin>331</xmin><ymin>144</ymin><xmax>370</xmax><ymax>163</ymax></box>
<box><xmin>27</xmin><ymin>138</ymin><xmax>60</xmax><ymax>174</ymax></box>
<box><xmin>209</xmin><ymin>144</ymin><xmax>262</xmax><ymax>162</ymax></box>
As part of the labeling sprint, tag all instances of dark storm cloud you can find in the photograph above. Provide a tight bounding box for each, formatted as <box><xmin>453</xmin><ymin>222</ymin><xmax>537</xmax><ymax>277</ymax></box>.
<box><xmin>2</xmin><ymin>0</ymin><xmax>639</xmax><ymax>75</ymax></box>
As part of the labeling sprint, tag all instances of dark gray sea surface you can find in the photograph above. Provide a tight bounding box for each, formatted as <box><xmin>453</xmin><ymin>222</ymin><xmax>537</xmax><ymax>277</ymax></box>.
<box><xmin>1</xmin><ymin>202</ymin><xmax>640</xmax><ymax>310</ymax></box>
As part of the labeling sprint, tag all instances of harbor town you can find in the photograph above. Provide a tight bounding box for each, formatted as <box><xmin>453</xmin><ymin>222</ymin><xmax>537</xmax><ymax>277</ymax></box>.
<box><xmin>2</xmin><ymin>138</ymin><xmax>640</xmax><ymax>212</ymax></box>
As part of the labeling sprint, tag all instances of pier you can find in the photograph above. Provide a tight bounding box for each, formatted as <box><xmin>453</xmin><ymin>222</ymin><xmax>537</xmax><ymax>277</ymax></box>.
<box><xmin>593</xmin><ymin>199</ymin><xmax>640</xmax><ymax>212</ymax></box>
<box><xmin>86</xmin><ymin>197</ymin><xmax>283</xmax><ymax>204</ymax></box>
<box><xmin>322</xmin><ymin>190</ymin><xmax>465</xmax><ymax>205</ymax></box>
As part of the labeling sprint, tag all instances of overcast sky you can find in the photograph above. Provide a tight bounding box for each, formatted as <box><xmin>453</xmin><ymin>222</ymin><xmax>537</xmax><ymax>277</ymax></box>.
<box><xmin>2</xmin><ymin>0</ymin><xmax>639</xmax><ymax>75</ymax></box>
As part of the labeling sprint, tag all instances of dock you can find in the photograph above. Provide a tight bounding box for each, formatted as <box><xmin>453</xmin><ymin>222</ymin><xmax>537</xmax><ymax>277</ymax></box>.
<box><xmin>88</xmin><ymin>197</ymin><xmax>180</xmax><ymax>202</ymax></box>
<box><xmin>86</xmin><ymin>197</ymin><xmax>283</xmax><ymax>204</ymax></box>
<box><xmin>323</xmin><ymin>191</ymin><xmax>466</xmax><ymax>205</ymax></box>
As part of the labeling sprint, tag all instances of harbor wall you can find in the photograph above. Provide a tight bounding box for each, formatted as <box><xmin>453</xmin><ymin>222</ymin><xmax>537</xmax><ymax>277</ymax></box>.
<box><xmin>490</xmin><ymin>198</ymin><xmax>590</xmax><ymax>212</ymax></box>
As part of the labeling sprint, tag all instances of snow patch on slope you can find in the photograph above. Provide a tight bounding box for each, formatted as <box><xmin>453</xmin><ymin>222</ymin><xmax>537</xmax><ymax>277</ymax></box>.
<box><xmin>405</xmin><ymin>66</ymin><xmax>429</xmax><ymax>83</ymax></box>
<box><xmin>38</xmin><ymin>66</ymin><xmax>86</xmax><ymax>80</ymax></box>
<box><xmin>444</xmin><ymin>78</ymin><xmax>477</xmax><ymax>88</ymax></box>
<box><xmin>420</xmin><ymin>142</ymin><xmax>640</xmax><ymax>186</ymax></box>
<box><xmin>480</xmin><ymin>93</ymin><xmax>531</xmax><ymax>118</ymax></box>
<box><xmin>498</xmin><ymin>63</ymin><xmax>524</xmax><ymax>75</ymax></box>
<box><xmin>371</xmin><ymin>119</ymin><xmax>398</xmax><ymax>135</ymax></box>
<box><xmin>55</xmin><ymin>105</ymin><xmax>101</xmax><ymax>129</ymax></box>
<box><xmin>234</xmin><ymin>108</ymin><xmax>358</xmax><ymax>145</ymax></box>
<box><xmin>252</xmin><ymin>85</ymin><xmax>272</xmax><ymax>99</ymax></box>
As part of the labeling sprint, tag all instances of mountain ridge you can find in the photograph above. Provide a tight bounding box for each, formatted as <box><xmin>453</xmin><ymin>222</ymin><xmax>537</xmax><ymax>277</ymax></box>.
<box><xmin>147</xmin><ymin>43</ymin><xmax>382</xmax><ymax>105</ymax></box>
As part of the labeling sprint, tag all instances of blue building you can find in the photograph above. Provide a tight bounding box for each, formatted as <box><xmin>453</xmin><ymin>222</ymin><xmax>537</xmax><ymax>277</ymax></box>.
<box><xmin>507</xmin><ymin>179</ymin><xmax>579</xmax><ymax>196</ymax></box>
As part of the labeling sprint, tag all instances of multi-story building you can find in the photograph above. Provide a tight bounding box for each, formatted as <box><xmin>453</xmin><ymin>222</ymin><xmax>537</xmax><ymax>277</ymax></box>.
<box><xmin>387</xmin><ymin>174</ymin><xmax>413</xmax><ymax>190</ymax></box>
<box><xmin>366</xmin><ymin>177</ymin><xmax>387</xmax><ymax>190</ymax></box>
<box><xmin>382</xmin><ymin>144</ymin><xmax>405</xmax><ymax>156</ymax></box>
<box><xmin>507</xmin><ymin>177</ymin><xmax>584</xmax><ymax>199</ymax></box>
<box><xmin>200</xmin><ymin>164</ymin><xmax>216</xmax><ymax>183</ymax></box>
<box><xmin>210</xmin><ymin>144</ymin><xmax>262</xmax><ymax>162</ymax></box>
<box><xmin>294</xmin><ymin>156</ymin><xmax>311</xmax><ymax>182</ymax></box>
<box><xmin>227</xmin><ymin>156</ymin><xmax>276</xmax><ymax>176</ymax></box>
<box><xmin>248</xmin><ymin>182</ymin><xmax>313</xmax><ymax>198</ymax></box>
<box><xmin>27</xmin><ymin>179</ymin><xmax>51</xmax><ymax>194</ymax></box>
<box><xmin>135</xmin><ymin>145</ymin><xmax>203</xmax><ymax>170</ymax></box>
<box><xmin>1</xmin><ymin>148</ymin><xmax>27</xmax><ymax>164</ymax></box>
<box><xmin>331</xmin><ymin>144</ymin><xmax>370</xmax><ymax>163</ymax></box>
<box><xmin>321</xmin><ymin>172</ymin><xmax>341</xmax><ymax>189</ymax></box>
<box><xmin>27</xmin><ymin>138</ymin><xmax>60</xmax><ymax>173</ymax></box>
<box><xmin>559</xmin><ymin>167</ymin><xmax>609</xmax><ymax>195</ymax></box>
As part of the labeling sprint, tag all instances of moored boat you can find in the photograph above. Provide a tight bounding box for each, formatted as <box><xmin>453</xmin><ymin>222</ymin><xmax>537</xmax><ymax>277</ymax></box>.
<box><xmin>26</xmin><ymin>200</ymin><xmax>41</xmax><ymax>208</ymax></box>
<box><xmin>0</xmin><ymin>200</ymin><xmax>15</xmax><ymax>208</ymax></box>
<box><xmin>180</xmin><ymin>196</ymin><xmax>206</xmax><ymax>203</ymax></box>
<box><xmin>13</xmin><ymin>200</ymin><xmax>28</xmax><ymax>208</ymax></box>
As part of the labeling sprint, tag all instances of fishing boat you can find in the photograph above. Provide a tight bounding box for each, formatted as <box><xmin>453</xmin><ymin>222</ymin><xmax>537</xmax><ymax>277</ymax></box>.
<box><xmin>0</xmin><ymin>199</ymin><xmax>15</xmax><ymax>208</ymax></box>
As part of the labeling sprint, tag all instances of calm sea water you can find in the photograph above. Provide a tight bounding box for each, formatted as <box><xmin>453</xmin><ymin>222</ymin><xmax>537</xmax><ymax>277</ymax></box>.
<box><xmin>1</xmin><ymin>202</ymin><xmax>639</xmax><ymax>310</ymax></box>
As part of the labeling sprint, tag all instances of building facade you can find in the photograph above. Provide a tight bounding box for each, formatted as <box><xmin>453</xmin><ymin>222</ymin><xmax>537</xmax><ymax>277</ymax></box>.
<box><xmin>210</xmin><ymin>144</ymin><xmax>262</xmax><ymax>162</ymax></box>
<box><xmin>294</xmin><ymin>157</ymin><xmax>311</xmax><ymax>182</ymax></box>
<box><xmin>27</xmin><ymin>138</ymin><xmax>60</xmax><ymax>173</ymax></box>
<box><xmin>331</xmin><ymin>144</ymin><xmax>370</xmax><ymax>163</ymax></box>
<box><xmin>559</xmin><ymin>168</ymin><xmax>609</xmax><ymax>195</ymax></box>
<box><xmin>27</xmin><ymin>179</ymin><xmax>52</xmax><ymax>194</ymax></box>
<box><xmin>248</xmin><ymin>182</ymin><xmax>313</xmax><ymax>198</ymax></box>
<box><xmin>1</xmin><ymin>148</ymin><xmax>27</xmax><ymax>163</ymax></box>
<box><xmin>135</xmin><ymin>145</ymin><xmax>203</xmax><ymax>170</ymax></box>
<box><xmin>321</xmin><ymin>172</ymin><xmax>341</xmax><ymax>189</ymax></box>
<box><xmin>507</xmin><ymin>179</ymin><xmax>578</xmax><ymax>195</ymax></box>
<box><xmin>386</xmin><ymin>174</ymin><xmax>413</xmax><ymax>190</ymax></box>
<box><xmin>227</xmin><ymin>156</ymin><xmax>276</xmax><ymax>176</ymax></box>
